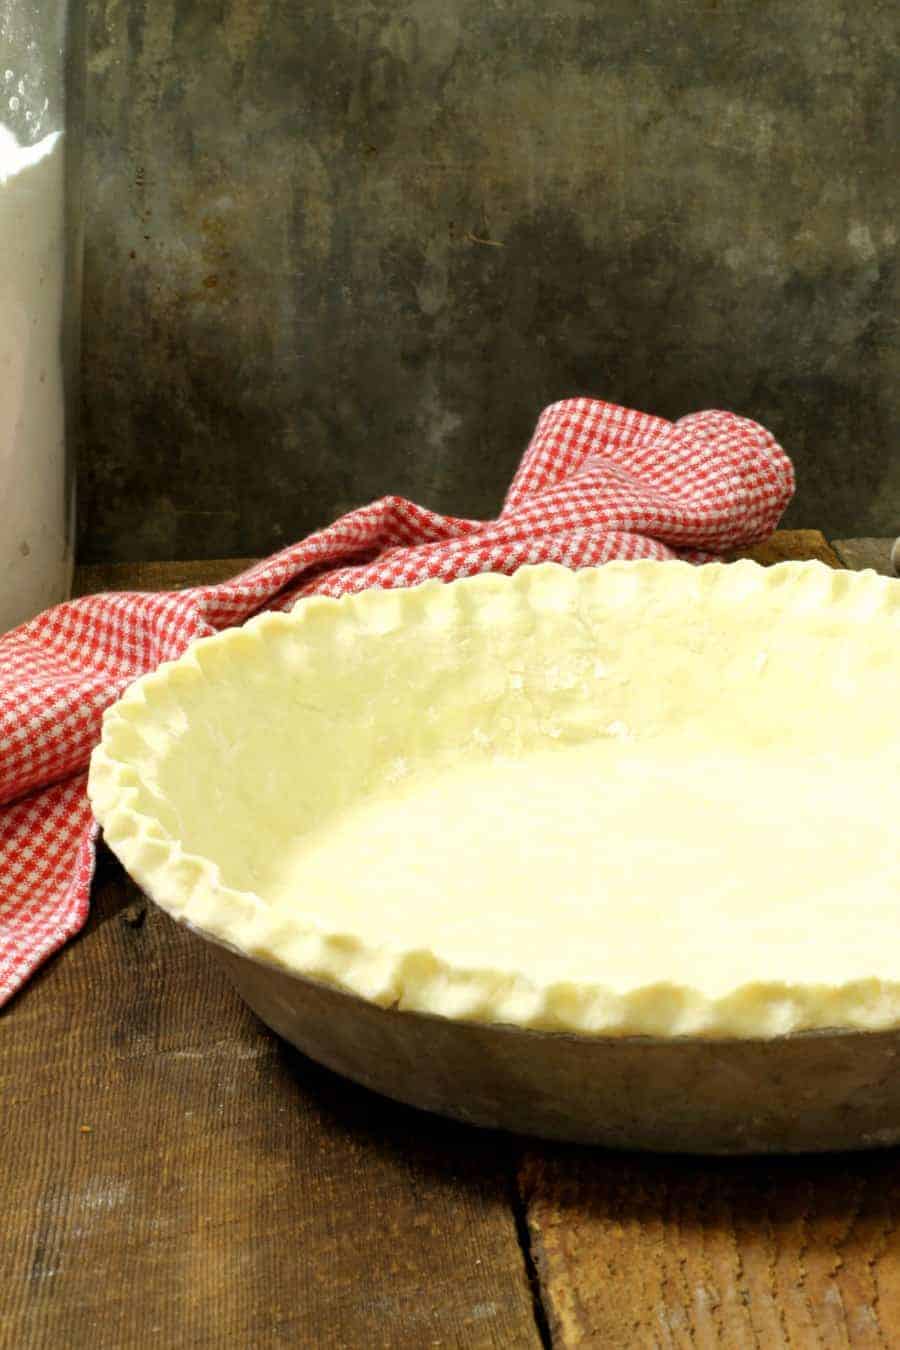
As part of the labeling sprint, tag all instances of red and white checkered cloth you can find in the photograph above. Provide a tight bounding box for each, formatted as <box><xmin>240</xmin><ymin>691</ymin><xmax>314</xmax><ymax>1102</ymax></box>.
<box><xmin>0</xmin><ymin>398</ymin><xmax>794</xmax><ymax>1004</ymax></box>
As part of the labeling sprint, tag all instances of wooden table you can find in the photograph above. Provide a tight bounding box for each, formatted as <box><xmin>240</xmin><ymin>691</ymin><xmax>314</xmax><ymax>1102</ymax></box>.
<box><xmin>3</xmin><ymin>533</ymin><xmax>899</xmax><ymax>1348</ymax></box>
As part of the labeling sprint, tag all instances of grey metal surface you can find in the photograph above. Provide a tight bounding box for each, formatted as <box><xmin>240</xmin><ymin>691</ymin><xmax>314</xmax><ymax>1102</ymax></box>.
<box><xmin>79</xmin><ymin>0</ymin><xmax>900</xmax><ymax>561</ymax></box>
<box><xmin>210</xmin><ymin>941</ymin><xmax>900</xmax><ymax>1153</ymax></box>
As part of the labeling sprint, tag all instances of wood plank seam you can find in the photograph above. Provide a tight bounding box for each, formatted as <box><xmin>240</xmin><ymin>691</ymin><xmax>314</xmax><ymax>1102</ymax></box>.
<box><xmin>511</xmin><ymin>1164</ymin><xmax>554</xmax><ymax>1349</ymax></box>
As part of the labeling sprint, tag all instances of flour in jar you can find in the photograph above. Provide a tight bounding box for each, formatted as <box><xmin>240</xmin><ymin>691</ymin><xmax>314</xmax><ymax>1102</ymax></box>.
<box><xmin>0</xmin><ymin>123</ymin><xmax>69</xmax><ymax>633</ymax></box>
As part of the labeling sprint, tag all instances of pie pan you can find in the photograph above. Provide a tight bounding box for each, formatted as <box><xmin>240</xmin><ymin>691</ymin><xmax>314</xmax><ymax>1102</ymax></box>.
<box><xmin>88</xmin><ymin>561</ymin><xmax>900</xmax><ymax>1152</ymax></box>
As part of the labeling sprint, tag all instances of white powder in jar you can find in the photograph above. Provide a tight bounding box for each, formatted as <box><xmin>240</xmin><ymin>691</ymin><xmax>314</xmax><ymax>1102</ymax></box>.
<box><xmin>0</xmin><ymin>123</ymin><xmax>69</xmax><ymax>633</ymax></box>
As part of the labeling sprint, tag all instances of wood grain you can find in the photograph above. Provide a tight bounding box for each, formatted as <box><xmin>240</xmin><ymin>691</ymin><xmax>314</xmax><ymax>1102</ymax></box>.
<box><xmin>71</xmin><ymin>557</ymin><xmax>259</xmax><ymax>597</ymax></box>
<box><xmin>1</xmin><ymin>854</ymin><xmax>540</xmax><ymax>1349</ymax></box>
<box><xmin>520</xmin><ymin>1151</ymin><xmax>900</xmax><ymax>1348</ymax></box>
<box><xmin>71</xmin><ymin>533</ymin><xmax>843</xmax><ymax>599</ymax></box>
<box><xmin>733</xmin><ymin>528</ymin><xmax>842</xmax><ymax>569</ymax></box>
<box><xmin>516</xmin><ymin>527</ymin><xmax>900</xmax><ymax>1348</ymax></box>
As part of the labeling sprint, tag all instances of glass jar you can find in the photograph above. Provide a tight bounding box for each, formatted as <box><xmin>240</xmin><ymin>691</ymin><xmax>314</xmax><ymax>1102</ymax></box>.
<box><xmin>0</xmin><ymin>1</ymin><xmax>84</xmax><ymax>632</ymax></box>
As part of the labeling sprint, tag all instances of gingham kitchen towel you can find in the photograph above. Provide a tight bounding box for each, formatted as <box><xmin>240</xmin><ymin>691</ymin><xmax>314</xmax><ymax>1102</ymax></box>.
<box><xmin>0</xmin><ymin>398</ymin><xmax>794</xmax><ymax>1004</ymax></box>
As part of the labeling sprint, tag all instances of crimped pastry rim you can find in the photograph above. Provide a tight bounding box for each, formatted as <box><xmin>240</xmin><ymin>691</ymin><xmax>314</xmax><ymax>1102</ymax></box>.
<box><xmin>88</xmin><ymin>560</ymin><xmax>900</xmax><ymax>1040</ymax></box>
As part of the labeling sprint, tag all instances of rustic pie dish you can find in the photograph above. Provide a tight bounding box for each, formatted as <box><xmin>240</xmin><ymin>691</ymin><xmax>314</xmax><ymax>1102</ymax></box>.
<box><xmin>88</xmin><ymin>561</ymin><xmax>900</xmax><ymax>1152</ymax></box>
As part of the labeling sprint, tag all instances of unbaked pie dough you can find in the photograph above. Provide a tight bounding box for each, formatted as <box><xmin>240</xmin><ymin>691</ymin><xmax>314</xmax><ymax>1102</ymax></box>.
<box><xmin>88</xmin><ymin>560</ymin><xmax>900</xmax><ymax>1038</ymax></box>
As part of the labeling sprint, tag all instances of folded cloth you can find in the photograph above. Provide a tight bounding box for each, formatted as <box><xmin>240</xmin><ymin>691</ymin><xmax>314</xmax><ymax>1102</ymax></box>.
<box><xmin>0</xmin><ymin>398</ymin><xmax>794</xmax><ymax>1004</ymax></box>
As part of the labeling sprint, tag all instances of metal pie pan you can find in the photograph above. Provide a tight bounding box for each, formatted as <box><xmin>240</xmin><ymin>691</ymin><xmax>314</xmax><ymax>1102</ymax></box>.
<box><xmin>182</xmin><ymin>917</ymin><xmax>900</xmax><ymax>1155</ymax></box>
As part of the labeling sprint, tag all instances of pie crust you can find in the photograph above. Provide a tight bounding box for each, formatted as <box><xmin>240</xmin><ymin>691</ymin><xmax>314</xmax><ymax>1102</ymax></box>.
<box><xmin>88</xmin><ymin>560</ymin><xmax>900</xmax><ymax>1039</ymax></box>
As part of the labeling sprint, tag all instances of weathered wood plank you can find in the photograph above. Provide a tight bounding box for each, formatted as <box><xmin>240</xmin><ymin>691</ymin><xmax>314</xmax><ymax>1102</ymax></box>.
<box><xmin>2</xmin><ymin>563</ymin><xmax>541</xmax><ymax>1350</ymax></box>
<box><xmin>520</xmin><ymin>1150</ymin><xmax>900</xmax><ymax>1348</ymax></box>
<box><xmin>734</xmin><ymin>528</ymin><xmax>841</xmax><ymax>569</ymax></box>
<box><xmin>71</xmin><ymin>532</ymin><xmax>840</xmax><ymax>605</ymax></box>
<box><xmin>72</xmin><ymin>557</ymin><xmax>258</xmax><ymax>597</ymax></box>
<box><xmin>2</xmin><ymin>857</ymin><xmax>540</xmax><ymax>1350</ymax></box>
<box><xmin>832</xmin><ymin>538</ymin><xmax>896</xmax><ymax>577</ymax></box>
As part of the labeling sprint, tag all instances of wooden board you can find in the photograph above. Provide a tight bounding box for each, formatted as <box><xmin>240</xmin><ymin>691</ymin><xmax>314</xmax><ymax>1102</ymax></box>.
<box><xmin>2</xmin><ymin>829</ymin><xmax>539</xmax><ymax>1342</ymax></box>
<box><xmin>72</xmin><ymin>531</ymin><xmax>847</xmax><ymax>599</ymax></box>
<box><xmin>72</xmin><ymin>557</ymin><xmax>259</xmax><ymax>597</ymax></box>
<box><xmin>520</xmin><ymin>1150</ymin><xmax>900</xmax><ymax>1347</ymax></box>
<box><xmin>734</xmin><ymin>527</ymin><xmax>842</xmax><ymax>569</ymax></box>
<box><xmin>516</xmin><ymin>527</ymin><xmax>900</xmax><ymax>1348</ymax></box>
